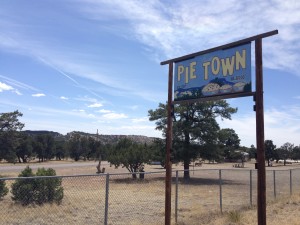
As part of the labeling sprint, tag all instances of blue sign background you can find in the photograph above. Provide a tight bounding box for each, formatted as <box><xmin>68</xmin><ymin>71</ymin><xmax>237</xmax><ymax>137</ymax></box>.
<box><xmin>174</xmin><ymin>43</ymin><xmax>251</xmax><ymax>101</ymax></box>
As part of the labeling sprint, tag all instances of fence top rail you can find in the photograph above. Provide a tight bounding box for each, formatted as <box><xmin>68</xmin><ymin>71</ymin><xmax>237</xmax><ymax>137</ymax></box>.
<box><xmin>1</xmin><ymin>167</ymin><xmax>300</xmax><ymax>180</ymax></box>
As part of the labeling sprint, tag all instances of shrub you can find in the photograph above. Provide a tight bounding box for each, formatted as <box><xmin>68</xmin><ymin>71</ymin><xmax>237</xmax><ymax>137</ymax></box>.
<box><xmin>34</xmin><ymin>168</ymin><xmax>63</xmax><ymax>205</ymax></box>
<box><xmin>11</xmin><ymin>166</ymin><xmax>35</xmax><ymax>205</ymax></box>
<box><xmin>11</xmin><ymin>166</ymin><xmax>63</xmax><ymax>205</ymax></box>
<box><xmin>0</xmin><ymin>176</ymin><xmax>9</xmax><ymax>199</ymax></box>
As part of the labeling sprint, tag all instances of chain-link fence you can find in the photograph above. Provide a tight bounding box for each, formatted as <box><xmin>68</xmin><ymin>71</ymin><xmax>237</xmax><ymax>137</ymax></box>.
<box><xmin>1</xmin><ymin>168</ymin><xmax>300</xmax><ymax>224</ymax></box>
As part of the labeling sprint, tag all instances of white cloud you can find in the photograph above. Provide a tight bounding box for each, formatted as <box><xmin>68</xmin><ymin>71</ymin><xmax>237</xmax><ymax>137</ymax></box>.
<box><xmin>72</xmin><ymin>109</ymin><xmax>85</xmax><ymax>113</ymax></box>
<box><xmin>32</xmin><ymin>93</ymin><xmax>45</xmax><ymax>97</ymax></box>
<box><xmin>74</xmin><ymin>96</ymin><xmax>98</xmax><ymax>103</ymax></box>
<box><xmin>87</xmin><ymin>113</ymin><xmax>96</xmax><ymax>118</ymax></box>
<box><xmin>129</xmin><ymin>105</ymin><xmax>139</xmax><ymax>110</ymax></box>
<box><xmin>102</xmin><ymin>112</ymin><xmax>128</xmax><ymax>119</ymax></box>
<box><xmin>97</xmin><ymin>109</ymin><xmax>112</xmax><ymax>113</ymax></box>
<box><xmin>0</xmin><ymin>81</ymin><xmax>22</xmax><ymax>95</ymax></box>
<box><xmin>60</xmin><ymin>96</ymin><xmax>69</xmax><ymax>100</ymax></box>
<box><xmin>76</xmin><ymin>0</ymin><xmax>300</xmax><ymax>76</ymax></box>
<box><xmin>220</xmin><ymin>105</ymin><xmax>300</xmax><ymax>147</ymax></box>
<box><xmin>131</xmin><ymin>117</ymin><xmax>148</xmax><ymax>123</ymax></box>
<box><xmin>0</xmin><ymin>82</ymin><xmax>13</xmax><ymax>92</ymax></box>
<box><xmin>88</xmin><ymin>103</ymin><xmax>103</xmax><ymax>108</ymax></box>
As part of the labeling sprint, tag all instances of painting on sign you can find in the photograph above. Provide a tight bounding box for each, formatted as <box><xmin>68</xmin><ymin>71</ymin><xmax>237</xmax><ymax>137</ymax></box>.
<box><xmin>174</xmin><ymin>43</ymin><xmax>251</xmax><ymax>101</ymax></box>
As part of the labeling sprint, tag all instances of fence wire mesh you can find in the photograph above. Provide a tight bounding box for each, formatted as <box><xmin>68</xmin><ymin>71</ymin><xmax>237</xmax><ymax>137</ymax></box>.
<box><xmin>0</xmin><ymin>175</ymin><xmax>106</xmax><ymax>225</ymax></box>
<box><xmin>106</xmin><ymin>172</ymin><xmax>165</xmax><ymax>225</ymax></box>
<box><xmin>1</xmin><ymin>168</ymin><xmax>300</xmax><ymax>224</ymax></box>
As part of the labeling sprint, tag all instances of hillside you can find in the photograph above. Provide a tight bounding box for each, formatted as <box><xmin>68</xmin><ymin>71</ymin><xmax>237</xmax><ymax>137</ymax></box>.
<box><xmin>23</xmin><ymin>130</ymin><xmax>157</xmax><ymax>145</ymax></box>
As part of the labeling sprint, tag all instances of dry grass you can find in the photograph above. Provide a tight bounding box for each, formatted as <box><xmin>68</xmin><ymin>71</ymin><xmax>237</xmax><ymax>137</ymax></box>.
<box><xmin>175</xmin><ymin>193</ymin><xmax>300</xmax><ymax>225</ymax></box>
<box><xmin>1</xmin><ymin>161</ymin><xmax>300</xmax><ymax>224</ymax></box>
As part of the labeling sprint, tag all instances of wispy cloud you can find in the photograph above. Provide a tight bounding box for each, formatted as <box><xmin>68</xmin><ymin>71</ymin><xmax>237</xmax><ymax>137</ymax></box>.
<box><xmin>74</xmin><ymin>96</ymin><xmax>98</xmax><ymax>103</ymax></box>
<box><xmin>102</xmin><ymin>112</ymin><xmax>128</xmax><ymax>119</ymax></box>
<box><xmin>72</xmin><ymin>109</ymin><xmax>85</xmax><ymax>113</ymax></box>
<box><xmin>1</xmin><ymin>0</ymin><xmax>300</xmax><ymax>108</ymax></box>
<box><xmin>88</xmin><ymin>103</ymin><xmax>103</xmax><ymax>108</ymax></box>
<box><xmin>32</xmin><ymin>93</ymin><xmax>46</xmax><ymax>97</ymax></box>
<box><xmin>131</xmin><ymin>117</ymin><xmax>148</xmax><ymax>123</ymax></box>
<box><xmin>37</xmin><ymin>57</ymin><xmax>80</xmax><ymax>85</ymax></box>
<box><xmin>0</xmin><ymin>4</ymin><xmax>161</xmax><ymax>103</ymax></box>
<box><xmin>60</xmin><ymin>96</ymin><xmax>69</xmax><ymax>100</ymax></box>
<box><xmin>0</xmin><ymin>74</ymin><xmax>39</xmax><ymax>92</ymax></box>
<box><xmin>129</xmin><ymin>105</ymin><xmax>139</xmax><ymax>110</ymax></box>
<box><xmin>76</xmin><ymin>0</ymin><xmax>300</xmax><ymax>76</ymax></box>
<box><xmin>14</xmin><ymin>90</ymin><xmax>22</xmax><ymax>95</ymax></box>
<box><xmin>97</xmin><ymin>109</ymin><xmax>112</xmax><ymax>113</ymax></box>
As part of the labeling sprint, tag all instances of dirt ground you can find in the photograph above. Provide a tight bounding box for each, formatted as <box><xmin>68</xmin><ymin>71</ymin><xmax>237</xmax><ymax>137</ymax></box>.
<box><xmin>1</xmin><ymin>160</ymin><xmax>300</xmax><ymax>224</ymax></box>
<box><xmin>1</xmin><ymin>159</ymin><xmax>299</xmax><ymax>177</ymax></box>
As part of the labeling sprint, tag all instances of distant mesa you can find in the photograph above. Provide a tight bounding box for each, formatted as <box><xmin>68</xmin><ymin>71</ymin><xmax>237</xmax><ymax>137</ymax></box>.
<box><xmin>23</xmin><ymin>130</ymin><xmax>157</xmax><ymax>144</ymax></box>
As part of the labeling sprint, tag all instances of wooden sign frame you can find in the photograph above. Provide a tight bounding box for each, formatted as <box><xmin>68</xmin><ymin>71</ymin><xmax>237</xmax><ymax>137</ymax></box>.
<box><xmin>161</xmin><ymin>30</ymin><xmax>278</xmax><ymax>225</ymax></box>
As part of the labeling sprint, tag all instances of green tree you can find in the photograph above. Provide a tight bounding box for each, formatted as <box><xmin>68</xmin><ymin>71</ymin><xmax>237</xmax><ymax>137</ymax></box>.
<box><xmin>108</xmin><ymin>138</ymin><xmax>150</xmax><ymax>179</ymax></box>
<box><xmin>67</xmin><ymin>133</ymin><xmax>84</xmax><ymax>161</ymax></box>
<box><xmin>87</xmin><ymin>137</ymin><xmax>103</xmax><ymax>160</ymax></box>
<box><xmin>11</xmin><ymin>166</ymin><xmax>63</xmax><ymax>205</ymax></box>
<box><xmin>54</xmin><ymin>140</ymin><xmax>66</xmax><ymax>160</ymax></box>
<box><xmin>33</xmin><ymin>134</ymin><xmax>55</xmax><ymax>162</ymax></box>
<box><xmin>148</xmin><ymin>138</ymin><xmax>166</xmax><ymax>167</ymax></box>
<box><xmin>277</xmin><ymin>142</ymin><xmax>294</xmax><ymax>166</ymax></box>
<box><xmin>199</xmin><ymin>142</ymin><xmax>223</xmax><ymax>163</ymax></box>
<box><xmin>0</xmin><ymin>111</ymin><xmax>24</xmax><ymax>162</ymax></box>
<box><xmin>0</xmin><ymin>110</ymin><xmax>24</xmax><ymax>132</ymax></box>
<box><xmin>291</xmin><ymin>145</ymin><xmax>300</xmax><ymax>161</ymax></box>
<box><xmin>218</xmin><ymin>128</ymin><xmax>240</xmax><ymax>148</ymax></box>
<box><xmin>11</xmin><ymin>166</ymin><xmax>35</xmax><ymax>205</ymax></box>
<box><xmin>0</xmin><ymin>176</ymin><xmax>9</xmax><ymax>199</ymax></box>
<box><xmin>149</xmin><ymin>101</ymin><xmax>237</xmax><ymax>179</ymax></box>
<box><xmin>218</xmin><ymin>128</ymin><xmax>240</xmax><ymax>161</ymax></box>
<box><xmin>16</xmin><ymin>133</ymin><xmax>33</xmax><ymax>163</ymax></box>
<box><xmin>264</xmin><ymin>140</ymin><xmax>276</xmax><ymax>166</ymax></box>
<box><xmin>247</xmin><ymin>144</ymin><xmax>257</xmax><ymax>159</ymax></box>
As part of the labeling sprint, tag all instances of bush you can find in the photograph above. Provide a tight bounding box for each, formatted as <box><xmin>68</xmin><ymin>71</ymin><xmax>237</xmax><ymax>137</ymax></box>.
<box><xmin>34</xmin><ymin>168</ymin><xmax>63</xmax><ymax>205</ymax></box>
<box><xmin>0</xmin><ymin>176</ymin><xmax>9</xmax><ymax>199</ymax></box>
<box><xmin>11</xmin><ymin>166</ymin><xmax>63</xmax><ymax>205</ymax></box>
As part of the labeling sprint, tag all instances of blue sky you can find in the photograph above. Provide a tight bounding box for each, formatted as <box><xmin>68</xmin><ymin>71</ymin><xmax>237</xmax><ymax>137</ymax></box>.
<box><xmin>0</xmin><ymin>0</ymin><xmax>300</xmax><ymax>148</ymax></box>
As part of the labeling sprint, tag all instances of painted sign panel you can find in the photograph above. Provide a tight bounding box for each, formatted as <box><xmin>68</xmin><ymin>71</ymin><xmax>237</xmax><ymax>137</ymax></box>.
<box><xmin>174</xmin><ymin>43</ymin><xmax>251</xmax><ymax>101</ymax></box>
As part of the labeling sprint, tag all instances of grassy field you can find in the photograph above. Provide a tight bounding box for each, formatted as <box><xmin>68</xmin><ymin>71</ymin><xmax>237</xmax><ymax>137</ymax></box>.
<box><xmin>1</xmin><ymin>160</ymin><xmax>300</xmax><ymax>224</ymax></box>
<box><xmin>178</xmin><ymin>193</ymin><xmax>300</xmax><ymax>225</ymax></box>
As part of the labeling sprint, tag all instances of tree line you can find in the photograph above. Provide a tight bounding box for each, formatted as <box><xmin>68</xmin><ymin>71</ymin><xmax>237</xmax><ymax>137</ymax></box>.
<box><xmin>148</xmin><ymin>101</ymin><xmax>300</xmax><ymax>179</ymax></box>
<box><xmin>1</xmin><ymin>105</ymin><xmax>300</xmax><ymax>180</ymax></box>
<box><xmin>0</xmin><ymin>111</ymin><xmax>106</xmax><ymax>163</ymax></box>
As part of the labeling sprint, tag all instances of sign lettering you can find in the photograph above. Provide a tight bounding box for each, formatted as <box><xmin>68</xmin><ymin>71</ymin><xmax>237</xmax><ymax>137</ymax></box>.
<box><xmin>174</xmin><ymin>43</ymin><xmax>251</xmax><ymax>101</ymax></box>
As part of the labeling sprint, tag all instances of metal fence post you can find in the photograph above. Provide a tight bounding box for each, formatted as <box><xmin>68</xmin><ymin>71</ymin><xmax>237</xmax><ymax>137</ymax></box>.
<box><xmin>175</xmin><ymin>170</ymin><xmax>179</xmax><ymax>224</ymax></box>
<box><xmin>104</xmin><ymin>173</ymin><xmax>109</xmax><ymax>225</ymax></box>
<box><xmin>290</xmin><ymin>169</ymin><xmax>292</xmax><ymax>196</ymax></box>
<box><xmin>219</xmin><ymin>169</ymin><xmax>223</xmax><ymax>213</ymax></box>
<box><xmin>250</xmin><ymin>170</ymin><xmax>253</xmax><ymax>207</ymax></box>
<box><xmin>273</xmin><ymin>170</ymin><xmax>276</xmax><ymax>199</ymax></box>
